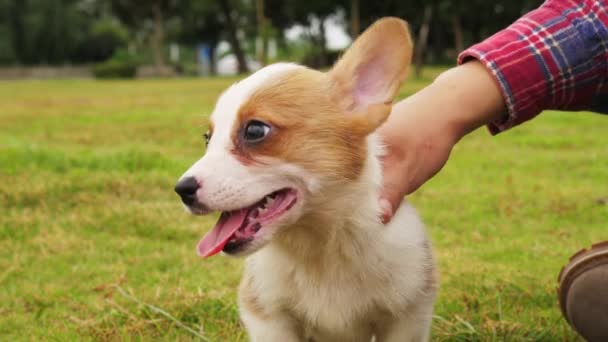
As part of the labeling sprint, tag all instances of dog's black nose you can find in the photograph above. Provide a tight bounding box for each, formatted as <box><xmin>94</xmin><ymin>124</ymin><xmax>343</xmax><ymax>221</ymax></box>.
<box><xmin>174</xmin><ymin>176</ymin><xmax>199</xmax><ymax>206</ymax></box>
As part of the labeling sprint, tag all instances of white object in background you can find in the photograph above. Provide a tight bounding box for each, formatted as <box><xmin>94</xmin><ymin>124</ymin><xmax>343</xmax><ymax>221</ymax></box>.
<box><xmin>268</xmin><ymin>39</ymin><xmax>277</xmax><ymax>60</ymax></box>
<box><xmin>217</xmin><ymin>55</ymin><xmax>261</xmax><ymax>76</ymax></box>
<box><xmin>170</xmin><ymin>43</ymin><xmax>180</xmax><ymax>63</ymax></box>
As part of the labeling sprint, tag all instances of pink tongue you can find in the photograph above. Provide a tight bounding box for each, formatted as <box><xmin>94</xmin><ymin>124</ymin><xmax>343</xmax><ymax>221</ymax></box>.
<box><xmin>197</xmin><ymin>209</ymin><xmax>248</xmax><ymax>258</ymax></box>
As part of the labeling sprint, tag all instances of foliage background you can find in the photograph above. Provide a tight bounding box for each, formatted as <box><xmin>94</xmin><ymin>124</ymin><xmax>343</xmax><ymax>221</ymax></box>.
<box><xmin>0</xmin><ymin>0</ymin><xmax>543</xmax><ymax>74</ymax></box>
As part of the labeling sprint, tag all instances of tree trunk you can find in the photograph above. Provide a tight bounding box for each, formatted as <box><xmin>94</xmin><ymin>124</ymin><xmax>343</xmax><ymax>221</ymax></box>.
<box><xmin>318</xmin><ymin>17</ymin><xmax>327</xmax><ymax>68</ymax></box>
<box><xmin>9</xmin><ymin>0</ymin><xmax>27</xmax><ymax>64</ymax></box>
<box><xmin>151</xmin><ymin>1</ymin><xmax>166</xmax><ymax>75</ymax></box>
<box><xmin>256</xmin><ymin>0</ymin><xmax>268</xmax><ymax>66</ymax></box>
<box><xmin>472</xmin><ymin>19</ymin><xmax>482</xmax><ymax>45</ymax></box>
<box><xmin>350</xmin><ymin>0</ymin><xmax>360</xmax><ymax>38</ymax></box>
<box><xmin>414</xmin><ymin>4</ymin><xmax>433</xmax><ymax>78</ymax></box>
<box><xmin>219</xmin><ymin>0</ymin><xmax>249</xmax><ymax>74</ymax></box>
<box><xmin>431</xmin><ymin>17</ymin><xmax>442</xmax><ymax>63</ymax></box>
<box><xmin>209</xmin><ymin>44</ymin><xmax>217</xmax><ymax>75</ymax></box>
<box><xmin>452</xmin><ymin>14</ymin><xmax>464</xmax><ymax>54</ymax></box>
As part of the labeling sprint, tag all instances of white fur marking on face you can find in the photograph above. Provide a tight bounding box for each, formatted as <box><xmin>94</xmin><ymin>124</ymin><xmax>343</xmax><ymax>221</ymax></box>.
<box><xmin>209</xmin><ymin>63</ymin><xmax>303</xmax><ymax>153</ymax></box>
<box><xmin>180</xmin><ymin>63</ymin><xmax>318</xmax><ymax>212</ymax></box>
<box><xmin>183</xmin><ymin>63</ymin><xmax>303</xmax><ymax>181</ymax></box>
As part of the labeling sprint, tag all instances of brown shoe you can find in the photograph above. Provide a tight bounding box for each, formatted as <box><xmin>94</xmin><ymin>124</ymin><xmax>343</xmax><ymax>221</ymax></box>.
<box><xmin>558</xmin><ymin>241</ymin><xmax>608</xmax><ymax>342</ymax></box>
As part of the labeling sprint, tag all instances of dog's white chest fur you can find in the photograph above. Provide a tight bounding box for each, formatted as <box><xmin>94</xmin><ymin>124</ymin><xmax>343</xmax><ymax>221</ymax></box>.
<box><xmin>237</xmin><ymin>136</ymin><xmax>437</xmax><ymax>342</ymax></box>
<box><xmin>239</xmin><ymin>200</ymin><xmax>436</xmax><ymax>342</ymax></box>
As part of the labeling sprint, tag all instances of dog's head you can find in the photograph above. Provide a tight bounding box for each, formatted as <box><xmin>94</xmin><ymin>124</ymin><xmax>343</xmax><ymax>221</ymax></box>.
<box><xmin>175</xmin><ymin>18</ymin><xmax>412</xmax><ymax>257</ymax></box>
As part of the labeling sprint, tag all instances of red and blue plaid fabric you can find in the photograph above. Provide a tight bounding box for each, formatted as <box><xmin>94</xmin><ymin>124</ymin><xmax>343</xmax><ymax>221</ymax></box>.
<box><xmin>458</xmin><ymin>0</ymin><xmax>608</xmax><ymax>134</ymax></box>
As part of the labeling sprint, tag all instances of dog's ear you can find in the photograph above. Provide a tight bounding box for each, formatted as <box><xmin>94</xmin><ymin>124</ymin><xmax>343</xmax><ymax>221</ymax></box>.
<box><xmin>328</xmin><ymin>17</ymin><xmax>412</xmax><ymax>135</ymax></box>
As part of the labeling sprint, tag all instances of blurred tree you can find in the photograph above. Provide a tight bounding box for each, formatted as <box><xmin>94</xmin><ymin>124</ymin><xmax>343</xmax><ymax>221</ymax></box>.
<box><xmin>414</xmin><ymin>3</ymin><xmax>433</xmax><ymax>77</ymax></box>
<box><xmin>436</xmin><ymin>0</ymin><xmax>535</xmax><ymax>54</ymax></box>
<box><xmin>0</xmin><ymin>0</ymin><xmax>545</xmax><ymax>71</ymax></box>
<box><xmin>256</xmin><ymin>0</ymin><xmax>269</xmax><ymax>66</ymax></box>
<box><xmin>349</xmin><ymin>0</ymin><xmax>359</xmax><ymax>37</ymax></box>
<box><xmin>110</xmin><ymin>0</ymin><xmax>181</xmax><ymax>74</ymax></box>
<box><xmin>0</xmin><ymin>0</ymin><xmax>14</xmax><ymax>63</ymax></box>
<box><xmin>175</xmin><ymin>1</ymin><xmax>222</xmax><ymax>74</ymax></box>
<box><xmin>265</xmin><ymin>0</ymin><xmax>340</xmax><ymax>67</ymax></box>
<box><xmin>218</xmin><ymin>0</ymin><xmax>249</xmax><ymax>73</ymax></box>
<box><xmin>2</xmin><ymin>0</ymin><xmax>126</xmax><ymax>65</ymax></box>
<box><xmin>5</xmin><ymin>0</ymin><xmax>100</xmax><ymax>65</ymax></box>
<box><xmin>73</xmin><ymin>18</ymin><xmax>129</xmax><ymax>63</ymax></box>
<box><xmin>110</xmin><ymin>0</ymin><xmax>251</xmax><ymax>74</ymax></box>
<box><xmin>9</xmin><ymin>0</ymin><xmax>32</xmax><ymax>64</ymax></box>
<box><xmin>341</xmin><ymin>0</ymin><xmax>543</xmax><ymax>75</ymax></box>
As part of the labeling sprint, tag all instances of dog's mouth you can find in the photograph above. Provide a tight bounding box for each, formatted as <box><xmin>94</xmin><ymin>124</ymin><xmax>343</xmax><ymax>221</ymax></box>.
<box><xmin>197</xmin><ymin>188</ymin><xmax>298</xmax><ymax>257</ymax></box>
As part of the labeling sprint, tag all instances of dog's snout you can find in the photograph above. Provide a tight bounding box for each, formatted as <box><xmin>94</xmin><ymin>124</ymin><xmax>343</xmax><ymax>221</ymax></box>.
<box><xmin>174</xmin><ymin>176</ymin><xmax>200</xmax><ymax>206</ymax></box>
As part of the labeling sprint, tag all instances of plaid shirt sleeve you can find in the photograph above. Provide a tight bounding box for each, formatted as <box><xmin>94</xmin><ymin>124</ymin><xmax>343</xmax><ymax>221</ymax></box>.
<box><xmin>458</xmin><ymin>0</ymin><xmax>608</xmax><ymax>134</ymax></box>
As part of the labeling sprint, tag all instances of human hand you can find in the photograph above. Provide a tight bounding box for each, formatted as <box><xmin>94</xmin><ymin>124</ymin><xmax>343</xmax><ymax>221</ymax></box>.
<box><xmin>378</xmin><ymin>61</ymin><xmax>506</xmax><ymax>223</ymax></box>
<box><xmin>377</xmin><ymin>98</ymin><xmax>457</xmax><ymax>223</ymax></box>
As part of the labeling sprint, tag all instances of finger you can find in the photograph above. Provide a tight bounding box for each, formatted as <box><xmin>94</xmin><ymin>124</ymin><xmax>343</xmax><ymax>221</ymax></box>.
<box><xmin>379</xmin><ymin>185</ymin><xmax>407</xmax><ymax>224</ymax></box>
<box><xmin>378</xmin><ymin>164</ymin><xmax>409</xmax><ymax>224</ymax></box>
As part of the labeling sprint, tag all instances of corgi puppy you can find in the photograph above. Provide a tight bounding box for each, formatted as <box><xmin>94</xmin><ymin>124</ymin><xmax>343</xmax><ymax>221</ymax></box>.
<box><xmin>175</xmin><ymin>17</ymin><xmax>437</xmax><ymax>342</ymax></box>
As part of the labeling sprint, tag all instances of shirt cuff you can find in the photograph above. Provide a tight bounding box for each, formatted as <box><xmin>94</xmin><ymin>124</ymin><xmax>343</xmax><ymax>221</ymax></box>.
<box><xmin>458</xmin><ymin>49</ymin><xmax>518</xmax><ymax>135</ymax></box>
<box><xmin>458</xmin><ymin>0</ymin><xmax>608</xmax><ymax>134</ymax></box>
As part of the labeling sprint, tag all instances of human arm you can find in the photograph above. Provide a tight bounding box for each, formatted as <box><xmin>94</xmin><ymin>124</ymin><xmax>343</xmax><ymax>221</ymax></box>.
<box><xmin>378</xmin><ymin>61</ymin><xmax>505</xmax><ymax>222</ymax></box>
<box><xmin>380</xmin><ymin>0</ymin><xmax>608</xmax><ymax>222</ymax></box>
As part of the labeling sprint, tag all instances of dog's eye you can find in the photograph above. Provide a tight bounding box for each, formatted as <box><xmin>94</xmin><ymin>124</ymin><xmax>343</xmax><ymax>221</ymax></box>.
<box><xmin>203</xmin><ymin>131</ymin><xmax>211</xmax><ymax>145</ymax></box>
<box><xmin>243</xmin><ymin>120</ymin><xmax>270</xmax><ymax>143</ymax></box>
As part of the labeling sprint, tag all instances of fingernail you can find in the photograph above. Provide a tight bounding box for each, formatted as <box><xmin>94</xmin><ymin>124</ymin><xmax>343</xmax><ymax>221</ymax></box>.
<box><xmin>379</xmin><ymin>199</ymin><xmax>392</xmax><ymax>224</ymax></box>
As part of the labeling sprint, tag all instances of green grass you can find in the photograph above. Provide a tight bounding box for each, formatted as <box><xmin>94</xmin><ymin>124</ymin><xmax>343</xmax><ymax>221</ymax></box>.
<box><xmin>0</xmin><ymin>67</ymin><xmax>605</xmax><ymax>341</ymax></box>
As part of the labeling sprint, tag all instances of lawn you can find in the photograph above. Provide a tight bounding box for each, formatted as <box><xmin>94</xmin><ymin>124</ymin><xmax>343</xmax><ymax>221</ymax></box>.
<box><xmin>0</xmin><ymin>68</ymin><xmax>606</xmax><ymax>341</ymax></box>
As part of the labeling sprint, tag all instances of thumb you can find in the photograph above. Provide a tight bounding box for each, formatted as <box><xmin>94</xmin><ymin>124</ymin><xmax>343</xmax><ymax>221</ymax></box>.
<box><xmin>378</xmin><ymin>169</ymin><xmax>409</xmax><ymax>224</ymax></box>
<box><xmin>379</xmin><ymin>198</ymin><xmax>394</xmax><ymax>224</ymax></box>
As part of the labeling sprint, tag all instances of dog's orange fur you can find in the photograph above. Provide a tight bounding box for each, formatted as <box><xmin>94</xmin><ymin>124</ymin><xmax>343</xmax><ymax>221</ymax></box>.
<box><xmin>230</xmin><ymin>18</ymin><xmax>411</xmax><ymax>183</ymax></box>
<box><xmin>235</xmin><ymin>70</ymin><xmax>367</xmax><ymax>180</ymax></box>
